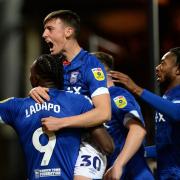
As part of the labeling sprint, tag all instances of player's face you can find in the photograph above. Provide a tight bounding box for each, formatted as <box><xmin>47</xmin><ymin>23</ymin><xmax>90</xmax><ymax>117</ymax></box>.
<box><xmin>155</xmin><ymin>52</ymin><xmax>178</xmax><ymax>85</ymax></box>
<box><xmin>42</xmin><ymin>18</ymin><xmax>68</xmax><ymax>55</ymax></box>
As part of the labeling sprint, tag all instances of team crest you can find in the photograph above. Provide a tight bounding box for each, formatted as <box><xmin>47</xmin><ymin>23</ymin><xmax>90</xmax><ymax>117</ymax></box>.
<box><xmin>91</xmin><ymin>68</ymin><xmax>105</xmax><ymax>81</ymax></box>
<box><xmin>113</xmin><ymin>96</ymin><xmax>127</xmax><ymax>108</ymax></box>
<box><xmin>70</xmin><ymin>71</ymin><xmax>79</xmax><ymax>84</ymax></box>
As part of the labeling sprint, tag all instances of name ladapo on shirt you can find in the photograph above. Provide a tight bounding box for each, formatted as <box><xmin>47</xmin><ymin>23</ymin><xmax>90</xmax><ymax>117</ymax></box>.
<box><xmin>25</xmin><ymin>102</ymin><xmax>60</xmax><ymax>118</ymax></box>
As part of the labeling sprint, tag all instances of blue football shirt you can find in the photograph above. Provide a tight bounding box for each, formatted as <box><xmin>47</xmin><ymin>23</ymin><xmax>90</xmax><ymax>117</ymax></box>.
<box><xmin>63</xmin><ymin>49</ymin><xmax>108</xmax><ymax>97</ymax></box>
<box><xmin>0</xmin><ymin>89</ymin><xmax>93</xmax><ymax>180</ymax></box>
<box><xmin>106</xmin><ymin>86</ymin><xmax>154</xmax><ymax>179</ymax></box>
<box><xmin>154</xmin><ymin>85</ymin><xmax>180</xmax><ymax>179</ymax></box>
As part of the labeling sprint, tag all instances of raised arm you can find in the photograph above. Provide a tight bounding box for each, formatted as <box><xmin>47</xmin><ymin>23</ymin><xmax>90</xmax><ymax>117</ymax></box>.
<box><xmin>109</xmin><ymin>71</ymin><xmax>143</xmax><ymax>96</ymax></box>
<box><xmin>140</xmin><ymin>89</ymin><xmax>180</xmax><ymax>122</ymax></box>
<box><xmin>110</xmin><ymin>71</ymin><xmax>180</xmax><ymax>122</ymax></box>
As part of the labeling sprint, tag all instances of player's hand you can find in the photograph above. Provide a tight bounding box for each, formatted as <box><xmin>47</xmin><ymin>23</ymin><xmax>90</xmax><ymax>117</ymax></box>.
<box><xmin>29</xmin><ymin>86</ymin><xmax>50</xmax><ymax>104</ymax></box>
<box><xmin>41</xmin><ymin>116</ymin><xmax>65</xmax><ymax>131</ymax></box>
<box><xmin>103</xmin><ymin>164</ymin><xmax>123</xmax><ymax>180</ymax></box>
<box><xmin>109</xmin><ymin>71</ymin><xmax>143</xmax><ymax>95</ymax></box>
<box><xmin>109</xmin><ymin>71</ymin><xmax>136</xmax><ymax>90</ymax></box>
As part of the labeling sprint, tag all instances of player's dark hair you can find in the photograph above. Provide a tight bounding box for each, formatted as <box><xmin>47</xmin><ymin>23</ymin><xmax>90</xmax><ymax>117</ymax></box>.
<box><xmin>91</xmin><ymin>52</ymin><xmax>114</xmax><ymax>71</ymax></box>
<box><xmin>169</xmin><ymin>47</ymin><xmax>180</xmax><ymax>69</ymax></box>
<box><xmin>35</xmin><ymin>54</ymin><xmax>64</xmax><ymax>90</ymax></box>
<box><xmin>44</xmin><ymin>10</ymin><xmax>80</xmax><ymax>39</ymax></box>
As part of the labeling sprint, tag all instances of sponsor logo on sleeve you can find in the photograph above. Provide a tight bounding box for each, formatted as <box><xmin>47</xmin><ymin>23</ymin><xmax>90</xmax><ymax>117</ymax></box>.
<box><xmin>91</xmin><ymin>68</ymin><xmax>105</xmax><ymax>81</ymax></box>
<box><xmin>113</xmin><ymin>96</ymin><xmax>127</xmax><ymax>108</ymax></box>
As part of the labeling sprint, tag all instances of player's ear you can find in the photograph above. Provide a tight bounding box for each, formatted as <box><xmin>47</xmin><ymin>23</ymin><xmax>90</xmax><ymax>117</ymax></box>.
<box><xmin>65</xmin><ymin>27</ymin><xmax>74</xmax><ymax>39</ymax></box>
<box><xmin>31</xmin><ymin>75</ymin><xmax>40</xmax><ymax>88</ymax></box>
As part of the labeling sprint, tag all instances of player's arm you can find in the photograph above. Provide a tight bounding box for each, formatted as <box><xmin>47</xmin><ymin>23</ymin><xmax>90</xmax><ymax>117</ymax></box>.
<box><xmin>109</xmin><ymin>71</ymin><xmax>143</xmax><ymax>96</ymax></box>
<box><xmin>89</xmin><ymin>125</ymin><xmax>115</xmax><ymax>155</ymax></box>
<box><xmin>104</xmin><ymin>119</ymin><xmax>146</xmax><ymax>180</ymax></box>
<box><xmin>140</xmin><ymin>89</ymin><xmax>180</xmax><ymax>122</ymax></box>
<box><xmin>41</xmin><ymin>93</ymin><xmax>111</xmax><ymax>131</ymax></box>
<box><xmin>109</xmin><ymin>71</ymin><xmax>180</xmax><ymax>122</ymax></box>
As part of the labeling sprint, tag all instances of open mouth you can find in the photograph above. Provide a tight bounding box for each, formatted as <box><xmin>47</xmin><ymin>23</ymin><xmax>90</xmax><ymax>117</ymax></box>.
<box><xmin>156</xmin><ymin>73</ymin><xmax>161</xmax><ymax>81</ymax></box>
<box><xmin>47</xmin><ymin>41</ymin><xmax>54</xmax><ymax>49</ymax></box>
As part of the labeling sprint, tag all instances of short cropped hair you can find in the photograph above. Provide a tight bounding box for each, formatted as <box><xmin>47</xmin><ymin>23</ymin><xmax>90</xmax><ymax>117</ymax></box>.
<box><xmin>44</xmin><ymin>10</ymin><xmax>80</xmax><ymax>38</ymax></box>
<box><xmin>91</xmin><ymin>52</ymin><xmax>114</xmax><ymax>71</ymax></box>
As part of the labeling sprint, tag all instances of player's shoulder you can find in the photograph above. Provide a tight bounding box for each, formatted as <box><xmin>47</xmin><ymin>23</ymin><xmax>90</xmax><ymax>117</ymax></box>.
<box><xmin>109</xmin><ymin>86</ymin><xmax>134</xmax><ymax>98</ymax></box>
<box><xmin>172</xmin><ymin>85</ymin><xmax>180</xmax><ymax>98</ymax></box>
<box><xmin>0</xmin><ymin>97</ymin><xmax>15</xmax><ymax>104</ymax></box>
<box><xmin>16</xmin><ymin>96</ymin><xmax>37</xmax><ymax>108</ymax></box>
<box><xmin>109</xmin><ymin>86</ymin><xmax>138</xmax><ymax>108</ymax></box>
<box><xmin>0</xmin><ymin>96</ymin><xmax>33</xmax><ymax>112</ymax></box>
<box><xmin>83</xmin><ymin>50</ymin><xmax>102</xmax><ymax>66</ymax></box>
<box><xmin>0</xmin><ymin>96</ymin><xmax>30</xmax><ymax>104</ymax></box>
<box><xmin>165</xmin><ymin>85</ymin><xmax>180</xmax><ymax>101</ymax></box>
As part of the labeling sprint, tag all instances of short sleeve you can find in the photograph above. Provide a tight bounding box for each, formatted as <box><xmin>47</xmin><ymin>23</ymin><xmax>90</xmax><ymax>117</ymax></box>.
<box><xmin>113</xmin><ymin>91</ymin><xmax>144</xmax><ymax>126</ymax></box>
<box><xmin>85</xmin><ymin>55</ymin><xmax>109</xmax><ymax>98</ymax></box>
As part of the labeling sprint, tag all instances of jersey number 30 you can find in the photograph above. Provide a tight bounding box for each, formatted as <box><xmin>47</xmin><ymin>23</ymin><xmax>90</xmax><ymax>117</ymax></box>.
<box><xmin>80</xmin><ymin>155</ymin><xmax>101</xmax><ymax>171</ymax></box>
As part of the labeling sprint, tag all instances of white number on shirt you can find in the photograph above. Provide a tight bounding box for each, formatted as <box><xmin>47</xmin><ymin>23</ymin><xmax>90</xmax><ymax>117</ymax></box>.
<box><xmin>32</xmin><ymin>127</ymin><xmax>56</xmax><ymax>166</ymax></box>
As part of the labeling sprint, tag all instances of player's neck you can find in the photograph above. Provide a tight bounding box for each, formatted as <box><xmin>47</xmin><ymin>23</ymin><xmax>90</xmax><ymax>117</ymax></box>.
<box><xmin>40</xmin><ymin>82</ymin><xmax>57</xmax><ymax>89</ymax></box>
<box><xmin>62</xmin><ymin>39</ymin><xmax>81</xmax><ymax>62</ymax></box>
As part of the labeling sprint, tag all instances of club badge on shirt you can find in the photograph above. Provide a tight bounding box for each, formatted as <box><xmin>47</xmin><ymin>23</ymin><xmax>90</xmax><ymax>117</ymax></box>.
<box><xmin>91</xmin><ymin>68</ymin><xmax>105</xmax><ymax>81</ymax></box>
<box><xmin>113</xmin><ymin>96</ymin><xmax>127</xmax><ymax>108</ymax></box>
<box><xmin>70</xmin><ymin>71</ymin><xmax>79</xmax><ymax>84</ymax></box>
